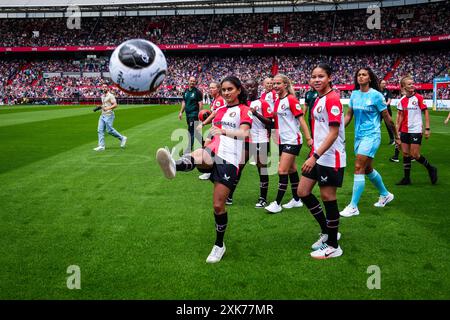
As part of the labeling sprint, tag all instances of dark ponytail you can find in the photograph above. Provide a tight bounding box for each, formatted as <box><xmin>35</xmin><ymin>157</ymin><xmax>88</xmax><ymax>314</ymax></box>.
<box><xmin>221</xmin><ymin>76</ymin><xmax>248</xmax><ymax>105</ymax></box>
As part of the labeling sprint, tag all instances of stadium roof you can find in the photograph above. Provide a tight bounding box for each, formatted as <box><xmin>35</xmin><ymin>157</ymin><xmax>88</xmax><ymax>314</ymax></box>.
<box><xmin>0</xmin><ymin>0</ymin><xmax>439</xmax><ymax>14</ymax></box>
<box><xmin>0</xmin><ymin>0</ymin><xmax>381</xmax><ymax>8</ymax></box>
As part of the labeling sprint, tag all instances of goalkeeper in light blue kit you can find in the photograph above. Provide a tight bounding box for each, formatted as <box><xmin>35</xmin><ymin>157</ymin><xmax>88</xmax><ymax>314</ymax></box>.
<box><xmin>340</xmin><ymin>67</ymin><xmax>400</xmax><ymax>217</ymax></box>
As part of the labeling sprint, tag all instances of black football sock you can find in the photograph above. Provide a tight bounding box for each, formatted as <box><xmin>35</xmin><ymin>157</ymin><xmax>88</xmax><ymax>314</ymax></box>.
<box><xmin>323</xmin><ymin>200</ymin><xmax>340</xmax><ymax>248</ymax></box>
<box><xmin>394</xmin><ymin>144</ymin><xmax>400</xmax><ymax>158</ymax></box>
<box><xmin>214</xmin><ymin>212</ymin><xmax>228</xmax><ymax>247</ymax></box>
<box><xmin>228</xmin><ymin>166</ymin><xmax>243</xmax><ymax>199</ymax></box>
<box><xmin>403</xmin><ymin>156</ymin><xmax>412</xmax><ymax>179</ymax></box>
<box><xmin>416</xmin><ymin>155</ymin><xmax>432</xmax><ymax>170</ymax></box>
<box><xmin>300</xmin><ymin>194</ymin><xmax>327</xmax><ymax>234</ymax></box>
<box><xmin>289</xmin><ymin>171</ymin><xmax>300</xmax><ymax>201</ymax></box>
<box><xmin>275</xmin><ymin>174</ymin><xmax>289</xmax><ymax>205</ymax></box>
<box><xmin>175</xmin><ymin>155</ymin><xmax>195</xmax><ymax>172</ymax></box>
<box><xmin>258</xmin><ymin>166</ymin><xmax>269</xmax><ymax>200</ymax></box>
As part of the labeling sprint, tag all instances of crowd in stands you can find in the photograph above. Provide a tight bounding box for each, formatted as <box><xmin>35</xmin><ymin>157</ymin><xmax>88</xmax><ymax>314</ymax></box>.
<box><xmin>0</xmin><ymin>2</ymin><xmax>448</xmax><ymax>47</ymax></box>
<box><xmin>1</xmin><ymin>48</ymin><xmax>449</xmax><ymax>104</ymax></box>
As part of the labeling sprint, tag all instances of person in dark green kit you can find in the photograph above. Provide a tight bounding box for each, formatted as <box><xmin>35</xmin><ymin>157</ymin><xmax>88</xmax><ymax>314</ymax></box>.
<box><xmin>304</xmin><ymin>79</ymin><xmax>319</xmax><ymax>128</ymax></box>
<box><xmin>179</xmin><ymin>76</ymin><xmax>204</xmax><ymax>152</ymax></box>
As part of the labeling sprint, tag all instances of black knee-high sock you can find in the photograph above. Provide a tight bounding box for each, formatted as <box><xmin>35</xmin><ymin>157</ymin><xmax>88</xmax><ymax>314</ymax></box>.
<box><xmin>394</xmin><ymin>144</ymin><xmax>400</xmax><ymax>158</ymax></box>
<box><xmin>403</xmin><ymin>156</ymin><xmax>412</xmax><ymax>179</ymax></box>
<box><xmin>258</xmin><ymin>166</ymin><xmax>269</xmax><ymax>200</ymax></box>
<box><xmin>323</xmin><ymin>200</ymin><xmax>340</xmax><ymax>248</ymax></box>
<box><xmin>276</xmin><ymin>174</ymin><xmax>289</xmax><ymax>205</ymax></box>
<box><xmin>300</xmin><ymin>194</ymin><xmax>327</xmax><ymax>234</ymax></box>
<box><xmin>416</xmin><ymin>155</ymin><xmax>432</xmax><ymax>170</ymax></box>
<box><xmin>289</xmin><ymin>171</ymin><xmax>300</xmax><ymax>201</ymax></box>
<box><xmin>228</xmin><ymin>166</ymin><xmax>244</xmax><ymax>199</ymax></box>
<box><xmin>214</xmin><ymin>212</ymin><xmax>228</xmax><ymax>247</ymax></box>
<box><xmin>175</xmin><ymin>155</ymin><xmax>195</xmax><ymax>172</ymax></box>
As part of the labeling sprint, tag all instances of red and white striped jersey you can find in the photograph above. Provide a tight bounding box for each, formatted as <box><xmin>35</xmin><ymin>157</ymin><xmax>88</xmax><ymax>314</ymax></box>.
<box><xmin>261</xmin><ymin>90</ymin><xmax>277</xmax><ymax>110</ymax></box>
<box><xmin>210</xmin><ymin>96</ymin><xmax>226</xmax><ymax>112</ymax></box>
<box><xmin>397</xmin><ymin>93</ymin><xmax>427</xmax><ymax>133</ymax></box>
<box><xmin>273</xmin><ymin>94</ymin><xmax>303</xmax><ymax>145</ymax></box>
<box><xmin>207</xmin><ymin>104</ymin><xmax>253</xmax><ymax>168</ymax></box>
<box><xmin>249</xmin><ymin>98</ymin><xmax>273</xmax><ymax>143</ymax></box>
<box><xmin>311</xmin><ymin>91</ymin><xmax>346</xmax><ymax>169</ymax></box>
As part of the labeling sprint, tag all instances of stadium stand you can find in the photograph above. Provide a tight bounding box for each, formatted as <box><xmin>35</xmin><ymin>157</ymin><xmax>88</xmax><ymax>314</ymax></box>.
<box><xmin>0</xmin><ymin>1</ymin><xmax>449</xmax><ymax>104</ymax></box>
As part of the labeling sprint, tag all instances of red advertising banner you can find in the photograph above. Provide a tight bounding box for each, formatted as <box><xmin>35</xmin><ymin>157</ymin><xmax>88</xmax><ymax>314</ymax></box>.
<box><xmin>294</xmin><ymin>84</ymin><xmax>434</xmax><ymax>90</ymax></box>
<box><xmin>43</xmin><ymin>83</ymin><xmax>437</xmax><ymax>91</ymax></box>
<box><xmin>0</xmin><ymin>35</ymin><xmax>449</xmax><ymax>53</ymax></box>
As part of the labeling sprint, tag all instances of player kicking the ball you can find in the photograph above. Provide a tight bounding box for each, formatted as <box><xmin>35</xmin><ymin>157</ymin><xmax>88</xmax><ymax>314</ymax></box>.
<box><xmin>156</xmin><ymin>76</ymin><xmax>252</xmax><ymax>264</ymax></box>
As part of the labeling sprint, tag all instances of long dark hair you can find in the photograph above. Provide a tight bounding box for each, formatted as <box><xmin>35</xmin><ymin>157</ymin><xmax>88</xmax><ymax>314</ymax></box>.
<box><xmin>353</xmin><ymin>67</ymin><xmax>381</xmax><ymax>92</ymax></box>
<box><xmin>312</xmin><ymin>63</ymin><xmax>333</xmax><ymax>87</ymax></box>
<box><xmin>221</xmin><ymin>76</ymin><xmax>248</xmax><ymax>105</ymax></box>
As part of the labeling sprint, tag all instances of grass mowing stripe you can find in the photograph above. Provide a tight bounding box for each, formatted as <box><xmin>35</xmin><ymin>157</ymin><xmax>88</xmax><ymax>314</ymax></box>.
<box><xmin>0</xmin><ymin>105</ymin><xmax>449</xmax><ymax>299</ymax></box>
<box><xmin>0</xmin><ymin>104</ymin><xmax>167</xmax><ymax>127</ymax></box>
<box><xmin>0</xmin><ymin>105</ymin><xmax>177</xmax><ymax>175</ymax></box>
<box><xmin>0</xmin><ymin>105</ymin><xmax>94</xmax><ymax>114</ymax></box>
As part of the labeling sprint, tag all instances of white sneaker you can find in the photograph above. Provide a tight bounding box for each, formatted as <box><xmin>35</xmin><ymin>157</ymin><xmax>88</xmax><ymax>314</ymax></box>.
<box><xmin>206</xmin><ymin>243</ymin><xmax>226</xmax><ymax>263</ymax></box>
<box><xmin>265</xmin><ymin>201</ymin><xmax>282</xmax><ymax>214</ymax></box>
<box><xmin>156</xmin><ymin>147</ymin><xmax>176</xmax><ymax>179</ymax></box>
<box><xmin>340</xmin><ymin>204</ymin><xmax>359</xmax><ymax>217</ymax></box>
<box><xmin>310</xmin><ymin>243</ymin><xmax>343</xmax><ymax>259</ymax></box>
<box><xmin>255</xmin><ymin>198</ymin><xmax>267</xmax><ymax>208</ymax></box>
<box><xmin>249</xmin><ymin>160</ymin><xmax>257</xmax><ymax>166</ymax></box>
<box><xmin>311</xmin><ymin>232</ymin><xmax>342</xmax><ymax>251</ymax></box>
<box><xmin>282</xmin><ymin>198</ymin><xmax>303</xmax><ymax>209</ymax></box>
<box><xmin>93</xmin><ymin>146</ymin><xmax>105</xmax><ymax>151</ymax></box>
<box><xmin>374</xmin><ymin>192</ymin><xmax>394</xmax><ymax>207</ymax></box>
<box><xmin>120</xmin><ymin>136</ymin><xmax>127</xmax><ymax>148</ymax></box>
<box><xmin>198</xmin><ymin>173</ymin><xmax>211</xmax><ymax>180</ymax></box>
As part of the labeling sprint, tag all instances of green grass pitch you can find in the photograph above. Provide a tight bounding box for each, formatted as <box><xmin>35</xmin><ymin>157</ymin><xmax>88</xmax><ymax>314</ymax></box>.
<box><xmin>0</xmin><ymin>104</ymin><xmax>449</xmax><ymax>299</ymax></box>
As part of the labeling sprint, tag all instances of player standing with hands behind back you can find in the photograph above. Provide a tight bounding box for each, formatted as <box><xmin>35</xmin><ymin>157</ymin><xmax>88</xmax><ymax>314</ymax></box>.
<box><xmin>93</xmin><ymin>83</ymin><xmax>127</xmax><ymax>151</ymax></box>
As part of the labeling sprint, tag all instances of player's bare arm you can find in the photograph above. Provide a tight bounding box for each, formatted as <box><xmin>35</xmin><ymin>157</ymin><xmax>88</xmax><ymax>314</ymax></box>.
<box><xmin>344</xmin><ymin>108</ymin><xmax>353</xmax><ymax>127</ymax></box>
